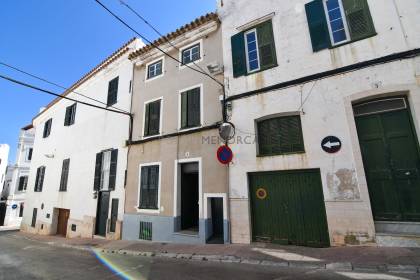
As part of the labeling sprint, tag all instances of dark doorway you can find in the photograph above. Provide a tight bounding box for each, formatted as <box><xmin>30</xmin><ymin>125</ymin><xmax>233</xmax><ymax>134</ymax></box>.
<box><xmin>207</xmin><ymin>198</ymin><xmax>224</xmax><ymax>244</ymax></box>
<box><xmin>354</xmin><ymin>97</ymin><xmax>420</xmax><ymax>222</ymax></box>
<box><xmin>96</xmin><ymin>191</ymin><xmax>110</xmax><ymax>236</ymax></box>
<box><xmin>180</xmin><ymin>162</ymin><xmax>199</xmax><ymax>232</ymax></box>
<box><xmin>0</xmin><ymin>202</ymin><xmax>6</xmax><ymax>226</ymax></box>
<box><xmin>56</xmin><ymin>208</ymin><xmax>70</xmax><ymax>236</ymax></box>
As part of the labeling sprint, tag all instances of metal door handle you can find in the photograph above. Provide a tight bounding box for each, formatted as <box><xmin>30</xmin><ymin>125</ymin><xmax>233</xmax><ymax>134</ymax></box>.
<box><xmin>405</xmin><ymin>171</ymin><xmax>411</xmax><ymax>176</ymax></box>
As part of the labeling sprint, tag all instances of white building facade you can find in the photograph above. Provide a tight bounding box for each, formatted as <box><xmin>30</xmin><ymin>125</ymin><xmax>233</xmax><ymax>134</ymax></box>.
<box><xmin>21</xmin><ymin>38</ymin><xmax>143</xmax><ymax>239</ymax></box>
<box><xmin>1</xmin><ymin>125</ymin><xmax>34</xmax><ymax>227</ymax></box>
<box><xmin>218</xmin><ymin>0</ymin><xmax>420</xmax><ymax>246</ymax></box>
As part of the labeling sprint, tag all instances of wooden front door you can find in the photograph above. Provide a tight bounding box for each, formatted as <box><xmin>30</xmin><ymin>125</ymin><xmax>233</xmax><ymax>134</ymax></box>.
<box><xmin>249</xmin><ymin>169</ymin><xmax>330</xmax><ymax>247</ymax></box>
<box><xmin>96</xmin><ymin>191</ymin><xmax>110</xmax><ymax>236</ymax></box>
<box><xmin>57</xmin><ymin>209</ymin><xmax>70</xmax><ymax>236</ymax></box>
<box><xmin>355</xmin><ymin>98</ymin><xmax>420</xmax><ymax>222</ymax></box>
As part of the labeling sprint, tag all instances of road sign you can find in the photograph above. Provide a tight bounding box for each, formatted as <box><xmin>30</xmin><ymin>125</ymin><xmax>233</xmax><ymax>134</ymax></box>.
<box><xmin>217</xmin><ymin>145</ymin><xmax>233</xmax><ymax>164</ymax></box>
<box><xmin>12</xmin><ymin>204</ymin><xmax>18</xmax><ymax>209</ymax></box>
<box><xmin>321</xmin><ymin>136</ymin><xmax>342</xmax><ymax>153</ymax></box>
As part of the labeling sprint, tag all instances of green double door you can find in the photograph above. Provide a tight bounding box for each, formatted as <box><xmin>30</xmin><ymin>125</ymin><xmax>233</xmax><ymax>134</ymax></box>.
<box><xmin>249</xmin><ymin>169</ymin><xmax>330</xmax><ymax>248</ymax></box>
<box><xmin>355</xmin><ymin>99</ymin><xmax>420</xmax><ymax>222</ymax></box>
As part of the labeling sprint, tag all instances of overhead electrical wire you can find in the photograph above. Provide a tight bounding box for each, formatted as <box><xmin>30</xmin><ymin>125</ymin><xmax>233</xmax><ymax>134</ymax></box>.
<box><xmin>0</xmin><ymin>61</ymin><xmax>130</xmax><ymax>114</ymax></box>
<box><xmin>118</xmin><ymin>0</ymin><xmax>211</xmax><ymax>76</ymax></box>
<box><xmin>0</xmin><ymin>74</ymin><xmax>131</xmax><ymax>116</ymax></box>
<box><xmin>93</xmin><ymin>0</ymin><xmax>224</xmax><ymax>88</ymax></box>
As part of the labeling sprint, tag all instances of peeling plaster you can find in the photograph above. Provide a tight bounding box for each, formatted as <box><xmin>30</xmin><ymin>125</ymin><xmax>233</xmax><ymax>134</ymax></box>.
<box><xmin>327</xmin><ymin>168</ymin><xmax>361</xmax><ymax>200</ymax></box>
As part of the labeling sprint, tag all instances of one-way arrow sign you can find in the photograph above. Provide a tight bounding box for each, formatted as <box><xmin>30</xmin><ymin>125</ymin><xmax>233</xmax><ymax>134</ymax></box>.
<box><xmin>321</xmin><ymin>136</ymin><xmax>342</xmax><ymax>153</ymax></box>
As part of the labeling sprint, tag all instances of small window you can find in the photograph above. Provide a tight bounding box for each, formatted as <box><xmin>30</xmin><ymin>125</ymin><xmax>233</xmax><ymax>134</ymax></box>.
<box><xmin>139</xmin><ymin>165</ymin><xmax>160</xmax><ymax>210</ymax></box>
<box><xmin>59</xmin><ymin>159</ymin><xmax>70</xmax><ymax>192</ymax></box>
<box><xmin>43</xmin><ymin>119</ymin><xmax>52</xmax><ymax>138</ymax></box>
<box><xmin>27</xmin><ymin>148</ymin><xmax>33</xmax><ymax>161</ymax></box>
<box><xmin>18</xmin><ymin>176</ymin><xmax>28</xmax><ymax>191</ymax></box>
<box><xmin>180</xmin><ymin>87</ymin><xmax>201</xmax><ymax>129</ymax></box>
<box><xmin>107</xmin><ymin>77</ymin><xmax>119</xmax><ymax>107</ymax></box>
<box><xmin>34</xmin><ymin>166</ymin><xmax>46</xmax><ymax>192</ymax></box>
<box><xmin>147</xmin><ymin>60</ymin><xmax>163</xmax><ymax>80</ymax></box>
<box><xmin>144</xmin><ymin>100</ymin><xmax>161</xmax><ymax>137</ymax></box>
<box><xmin>257</xmin><ymin>115</ymin><xmax>305</xmax><ymax>156</ymax></box>
<box><xmin>181</xmin><ymin>44</ymin><xmax>201</xmax><ymax>65</ymax></box>
<box><xmin>231</xmin><ymin>20</ymin><xmax>277</xmax><ymax>78</ymax></box>
<box><xmin>64</xmin><ymin>103</ymin><xmax>77</xmax><ymax>126</ymax></box>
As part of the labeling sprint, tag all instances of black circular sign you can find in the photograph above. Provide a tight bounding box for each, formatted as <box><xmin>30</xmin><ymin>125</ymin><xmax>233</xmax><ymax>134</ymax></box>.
<box><xmin>321</xmin><ymin>136</ymin><xmax>342</xmax><ymax>154</ymax></box>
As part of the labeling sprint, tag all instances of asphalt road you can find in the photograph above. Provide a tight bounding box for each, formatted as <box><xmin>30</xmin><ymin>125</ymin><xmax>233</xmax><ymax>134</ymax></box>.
<box><xmin>0</xmin><ymin>231</ymin><xmax>418</xmax><ymax>280</ymax></box>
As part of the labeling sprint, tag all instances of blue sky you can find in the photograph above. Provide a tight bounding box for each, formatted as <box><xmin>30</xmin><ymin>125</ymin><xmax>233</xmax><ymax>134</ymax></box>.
<box><xmin>0</xmin><ymin>0</ymin><xmax>216</xmax><ymax>163</ymax></box>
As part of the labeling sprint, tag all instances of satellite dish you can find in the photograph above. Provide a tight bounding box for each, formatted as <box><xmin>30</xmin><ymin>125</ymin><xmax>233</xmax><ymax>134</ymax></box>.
<box><xmin>219</xmin><ymin>122</ymin><xmax>235</xmax><ymax>141</ymax></box>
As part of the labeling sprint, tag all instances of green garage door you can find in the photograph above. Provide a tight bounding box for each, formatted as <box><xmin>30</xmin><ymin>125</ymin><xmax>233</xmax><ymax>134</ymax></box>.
<box><xmin>249</xmin><ymin>169</ymin><xmax>330</xmax><ymax>247</ymax></box>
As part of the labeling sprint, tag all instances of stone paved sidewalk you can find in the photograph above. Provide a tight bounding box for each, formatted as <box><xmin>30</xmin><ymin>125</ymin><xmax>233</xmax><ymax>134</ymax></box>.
<box><xmin>17</xmin><ymin>232</ymin><xmax>420</xmax><ymax>274</ymax></box>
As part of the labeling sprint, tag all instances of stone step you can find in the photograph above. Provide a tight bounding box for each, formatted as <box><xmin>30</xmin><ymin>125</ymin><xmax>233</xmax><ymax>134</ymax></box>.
<box><xmin>376</xmin><ymin>233</ymin><xmax>420</xmax><ymax>248</ymax></box>
<box><xmin>375</xmin><ymin>221</ymin><xmax>420</xmax><ymax>236</ymax></box>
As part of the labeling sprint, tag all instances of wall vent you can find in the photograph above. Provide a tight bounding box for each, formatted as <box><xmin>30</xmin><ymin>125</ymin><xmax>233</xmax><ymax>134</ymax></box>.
<box><xmin>139</xmin><ymin>221</ymin><xmax>152</xmax><ymax>241</ymax></box>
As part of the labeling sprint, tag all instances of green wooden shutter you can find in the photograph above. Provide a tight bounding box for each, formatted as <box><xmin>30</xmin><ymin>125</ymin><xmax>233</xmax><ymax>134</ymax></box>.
<box><xmin>181</xmin><ymin>92</ymin><xmax>188</xmax><ymax>129</ymax></box>
<box><xmin>71</xmin><ymin>104</ymin><xmax>77</xmax><ymax>125</ymax></box>
<box><xmin>140</xmin><ymin>167</ymin><xmax>149</xmax><ymax>208</ymax></box>
<box><xmin>188</xmin><ymin>88</ymin><xmax>201</xmax><ymax>127</ymax></box>
<box><xmin>257</xmin><ymin>20</ymin><xmax>277</xmax><ymax>70</ymax></box>
<box><xmin>39</xmin><ymin>167</ymin><xmax>45</xmax><ymax>192</ymax></box>
<box><xmin>64</xmin><ymin>106</ymin><xmax>71</xmax><ymax>126</ymax></box>
<box><xmin>94</xmin><ymin>152</ymin><xmax>103</xmax><ymax>191</ymax></box>
<box><xmin>107</xmin><ymin>77</ymin><xmax>119</xmax><ymax>106</ymax></box>
<box><xmin>343</xmin><ymin>0</ymin><xmax>375</xmax><ymax>41</ymax></box>
<box><xmin>150</xmin><ymin>166</ymin><xmax>159</xmax><ymax>209</ymax></box>
<box><xmin>231</xmin><ymin>32</ymin><xmax>247</xmax><ymax>77</ymax></box>
<box><xmin>110</xmin><ymin>199</ymin><xmax>118</xmax><ymax>233</ymax></box>
<box><xmin>109</xmin><ymin>149</ymin><xmax>118</xmax><ymax>190</ymax></box>
<box><xmin>305</xmin><ymin>0</ymin><xmax>331</xmax><ymax>52</ymax></box>
<box><xmin>34</xmin><ymin>168</ymin><xmax>40</xmax><ymax>191</ymax></box>
<box><xmin>150</xmin><ymin>101</ymin><xmax>161</xmax><ymax>135</ymax></box>
<box><xmin>60</xmin><ymin>159</ymin><xmax>70</xmax><ymax>191</ymax></box>
<box><xmin>144</xmin><ymin>103</ymin><xmax>150</xmax><ymax>136</ymax></box>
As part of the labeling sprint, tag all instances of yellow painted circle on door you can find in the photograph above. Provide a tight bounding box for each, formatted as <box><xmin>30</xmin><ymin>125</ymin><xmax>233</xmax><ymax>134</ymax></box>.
<box><xmin>256</xmin><ymin>188</ymin><xmax>267</xmax><ymax>200</ymax></box>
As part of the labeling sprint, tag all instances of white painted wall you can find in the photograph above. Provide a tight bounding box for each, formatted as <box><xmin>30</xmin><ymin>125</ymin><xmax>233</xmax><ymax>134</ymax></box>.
<box><xmin>22</xmin><ymin>39</ymin><xmax>143</xmax><ymax>237</ymax></box>
<box><xmin>0</xmin><ymin>144</ymin><xmax>9</xmax><ymax>195</ymax></box>
<box><xmin>218</xmin><ymin>0</ymin><xmax>420</xmax><ymax>245</ymax></box>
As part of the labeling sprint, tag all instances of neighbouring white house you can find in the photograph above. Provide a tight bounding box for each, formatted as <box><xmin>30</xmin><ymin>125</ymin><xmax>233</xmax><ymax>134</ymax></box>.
<box><xmin>1</xmin><ymin>125</ymin><xmax>35</xmax><ymax>227</ymax></box>
<box><xmin>218</xmin><ymin>0</ymin><xmax>420</xmax><ymax>247</ymax></box>
<box><xmin>21</xmin><ymin>38</ymin><xmax>144</xmax><ymax>239</ymax></box>
<box><xmin>0</xmin><ymin>144</ymin><xmax>10</xmax><ymax>226</ymax></box>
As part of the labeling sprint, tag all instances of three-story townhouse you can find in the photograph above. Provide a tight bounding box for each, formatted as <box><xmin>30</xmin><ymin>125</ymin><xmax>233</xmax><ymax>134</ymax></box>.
<box><xmin>124</xmin><ymin>13</ymin><xmax>229</xmax><ymax>244</ymax></box>
<box><xmin>21</xmin><ymin>38</ymin><xmax>143</xmax><ymax>239</ymax></box>
<box><xmin>218</xmin><ymin>0</ymin><xmax>420</xmax><ymax>246</ymax></box>
<box><xmin>2</xmin><ymin>125</ymin><xmax>34</xmax><ymax>227</ymax></box>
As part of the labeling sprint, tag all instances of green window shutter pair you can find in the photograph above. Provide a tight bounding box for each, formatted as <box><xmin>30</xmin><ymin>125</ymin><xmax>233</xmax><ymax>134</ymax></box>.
<box><xmin>258</xmin><ymin>115</ymin><xmax>305</xmax><ymax>156</ymax></box>
<box><xmin>181</xmin><ymin>88</ymin><xmax>201</xmax><ymax>129</ymax></box>
<box><xmin>231</xmin><ymin>20</ymin><xmax>277</xmax><ymax>77</ymax></box>
<box><xmin>140</xmin><ymin>166</ymin><xmax>159</xmax><ymax>209</ymax></box>
<box><xmin>144</xmin><ymin>101</ymin><xmax>161</xmax><ymax>136</ymax></box>
<box><xmin>305</xmin><ymin>0</ymin><xmax>375</xmax><ymax>52</ymax></box>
